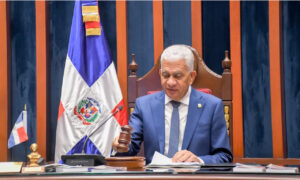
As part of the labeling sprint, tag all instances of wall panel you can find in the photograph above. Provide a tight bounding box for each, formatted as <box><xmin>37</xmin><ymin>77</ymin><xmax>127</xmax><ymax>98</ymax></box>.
<box><xmin>202</xmin><ymin>1</ymin><xmax>230</xmax><ymax>75</ymax></box>
<box><xmin>163</xmin><ymin>1</ymin><xmax>191</xmax><ymax>48</ymax></box>
<box><xmin>127</xmin><ymin>1</ymin><xmax>154</xmax><ymax>77</ymax></box>
<box><xmin>0</xmin><ymin>1</ymin><xmax>11</xmax><ymax>161</ymax></box>
<box><xmin>10</xmin><ymin>1</ymin><xmax>36</xmax><ymax>161</ymax></box>
<box><xmin>99</xmin><ymin>1</ymin><xmax>117</xmax><ymax>67</ymax></box>
<box><xmin>241</xmin><ymin>1</ymin><xmax>273</xmax><ymax>158</ymax></box>
<box><xmin>282</xmin><ymin>1</ymin><xmax>300</xmax><ymax>158</ymax></box>
<box><xmin>49</xmin><ymin>1</ymin><xmax>74</xmax><ymax>161</ymax></box>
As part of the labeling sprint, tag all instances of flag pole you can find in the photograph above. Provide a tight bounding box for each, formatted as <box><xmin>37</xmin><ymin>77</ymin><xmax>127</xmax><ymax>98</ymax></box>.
<box><xmin>24</xmin><ymin>104</ymin><xmax>28</xmax><ymax>161</ymax></box>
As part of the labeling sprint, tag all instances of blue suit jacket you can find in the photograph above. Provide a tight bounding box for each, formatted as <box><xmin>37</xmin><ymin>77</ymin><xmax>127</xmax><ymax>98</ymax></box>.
<box><xmin>123</xmin><ymin>88</ymin><xmax>232</xmax><ymax>164</ymax></box>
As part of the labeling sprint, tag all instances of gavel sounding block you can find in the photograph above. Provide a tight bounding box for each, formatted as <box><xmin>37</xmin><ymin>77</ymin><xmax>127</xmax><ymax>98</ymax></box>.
<box><xmin>105</xmin><ymin>156</ymin><xmax>145</xmax><ymax>171</ymax></box>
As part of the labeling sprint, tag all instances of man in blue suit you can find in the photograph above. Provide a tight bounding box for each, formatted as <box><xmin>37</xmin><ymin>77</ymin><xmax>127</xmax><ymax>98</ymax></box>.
<box><xmin>113</xmin><ymin>45</ymin><xmax>232</xmax><ymax>164</ymax></box>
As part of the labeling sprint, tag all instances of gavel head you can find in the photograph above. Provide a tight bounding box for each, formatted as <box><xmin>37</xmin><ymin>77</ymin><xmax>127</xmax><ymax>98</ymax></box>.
<box><xmin>117</xmin><ymin>125</ymin><xmax>133</xmax><ymax>152</ymax></box>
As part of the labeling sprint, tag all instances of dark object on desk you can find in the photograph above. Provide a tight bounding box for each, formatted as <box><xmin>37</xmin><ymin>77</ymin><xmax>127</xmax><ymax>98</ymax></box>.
<box><xmin>61</xmin><ymin>154</ymin><xmax>105</xmax><ymax>166</ymax></box>
<box><xmin>200</xmin><ymin>163</ymin><xmax>235</xmax><ymax>171</ymax></box>
<box><xmin>44</xmin><ymin>165</ymin><xmax>57</xmax><ymax>172</ymax></box>
<box><xmin>37</xmin><ymin>157</ymin><xmax>45</xmax><ymax>165</ymax></box>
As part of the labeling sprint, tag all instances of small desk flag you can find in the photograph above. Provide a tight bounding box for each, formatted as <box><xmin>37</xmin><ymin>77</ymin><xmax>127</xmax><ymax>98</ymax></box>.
<box><xmin>8</xmin><ymin>110</ymin><xmax>28</xmax><ymax>149</ymax></box>
<box><xmin>55</xmin><ymin>0</ymin><xmax>128</xmax><ymax>163</ymax></box>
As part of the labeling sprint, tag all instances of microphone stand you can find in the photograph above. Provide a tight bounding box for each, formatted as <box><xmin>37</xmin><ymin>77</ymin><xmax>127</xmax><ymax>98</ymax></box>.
<box><xmin>81</xmin><ymin>106</ymin><xmax>123</xmax><ymax>153</ymax></box>
<box><xmin>61</xmin><ymin>106</ymin><xmax>123</xmax><ymax>166</ymax></box>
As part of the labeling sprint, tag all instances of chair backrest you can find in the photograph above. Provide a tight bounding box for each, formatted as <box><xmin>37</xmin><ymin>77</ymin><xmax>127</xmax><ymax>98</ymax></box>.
<box><xmin>127</xmin><ymin>45</ymin><xmax>233</xmax><ymax>149</ymax></box>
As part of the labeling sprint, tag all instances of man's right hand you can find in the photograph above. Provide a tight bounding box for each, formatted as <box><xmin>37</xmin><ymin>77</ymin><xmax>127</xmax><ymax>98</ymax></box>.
<box><xmin>112</xmin><ymin>125</ymin><xmax>132</xmax><ymax>153</ymax></box>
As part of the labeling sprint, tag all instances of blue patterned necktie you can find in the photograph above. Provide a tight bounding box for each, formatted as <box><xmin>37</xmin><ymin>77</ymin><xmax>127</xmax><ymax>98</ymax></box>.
<box><xmin>168</xmin><ymin>100</ymin><xmax>181</xmax><ymax>158</ymax></box>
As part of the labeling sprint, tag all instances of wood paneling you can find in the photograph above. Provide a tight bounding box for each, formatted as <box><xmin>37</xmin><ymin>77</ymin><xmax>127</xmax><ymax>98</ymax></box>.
<box><xmin>153</xmin><ymin>0</ymin><xmax>164</xmax><ymax>63</ymax></box>
<box><xmin>0</xmin><ymin>1</ymin><xmax>11</xmax><ymax>161</ymax></box>
<box><xmin>191</xmin><ymin>1</ymin><xmax>202</xmax><ymax>56</ymax></box>
<box><xmin>116</xmin><ymin>1</ymin><xmax>128</xmax><ymax>107</ymax></box>
<box><xmin>269</xmin><ymin>1</ymin><xmax>285</xmax><ymax>158</ymax></box>
<box><xmin>35</xmin><ymin>1</ymin><xmax>48</xmax><ymax>159</ymax></box>
<box><xmin>230</xmin><ymin>1</ymin><xmax>244</xmax><ymax>158</ymax></box>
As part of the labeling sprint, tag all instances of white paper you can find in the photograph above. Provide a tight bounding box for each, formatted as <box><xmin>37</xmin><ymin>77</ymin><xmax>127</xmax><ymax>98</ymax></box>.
<box><xmin>147</xmin><ymin>151</ymin><xmax>201</xmax><ymax>168</ymax></box>
<box><xmin>0</xmin><ymin>162</ymin><xmax>23</xmax><ymax>173</ymax></box>
<box><xmin>233</xmin><ymin>163</ymin><xmax>266</xmax><ymax>173</ymax></box>
<box><xmin>266</xmin><ymin>164</ymin><xmax>298</xmax><ymax>173</ymax></box>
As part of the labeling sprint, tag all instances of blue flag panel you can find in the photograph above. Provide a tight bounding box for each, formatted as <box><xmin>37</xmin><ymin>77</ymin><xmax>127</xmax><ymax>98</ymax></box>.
<box><xmin>67</xmin><ymin>1</ymin><xmax>112</xmax><ymax>87</ymax></box>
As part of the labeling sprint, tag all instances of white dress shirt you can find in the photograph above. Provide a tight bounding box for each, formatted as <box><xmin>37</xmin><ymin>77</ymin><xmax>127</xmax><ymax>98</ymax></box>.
<box><xmin>164</xmin><ymin>86</ymin><xmax>191</xmax><ymax>156</ymax></box>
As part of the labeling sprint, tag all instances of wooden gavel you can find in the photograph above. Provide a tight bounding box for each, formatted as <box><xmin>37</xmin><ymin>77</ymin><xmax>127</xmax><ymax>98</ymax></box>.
<box><xmin>116</xmin><ymin>125</ymin><xmax>133</xmax><ymax>152</ymax></box>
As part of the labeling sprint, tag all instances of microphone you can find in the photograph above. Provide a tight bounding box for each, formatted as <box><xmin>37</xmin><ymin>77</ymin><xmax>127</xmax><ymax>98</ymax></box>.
<box><xmin>81</xmin><ymin>105</ymin><xmax>123</xmax><ymax>153</ymax></box>
<box><xmin>61</xmin><ymin>105</ymin><xmax>124</xmax><ymax>166</ymax></box>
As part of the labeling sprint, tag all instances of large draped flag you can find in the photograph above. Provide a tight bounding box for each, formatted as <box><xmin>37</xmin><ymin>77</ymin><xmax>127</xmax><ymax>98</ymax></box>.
<box><xmin>8</xmin><ymin>110</ymin><xmax>28</xmax><ymax>149</ymax></box>
<box><xmin>55</xmin><ymin>0</ymin><xmax>127</xmax><ymax>163</ymax></box>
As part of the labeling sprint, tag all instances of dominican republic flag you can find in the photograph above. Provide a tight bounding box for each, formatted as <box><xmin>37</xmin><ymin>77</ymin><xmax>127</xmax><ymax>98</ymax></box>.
<box><xmin>55</xmin><ymin>0</ymin><xmax>127</xmax><ymax>163</ymax></box>
<box><xmin>8</xmin><ymin>110</ymin><xmax>28</xmax><ymax>149</ymax></box>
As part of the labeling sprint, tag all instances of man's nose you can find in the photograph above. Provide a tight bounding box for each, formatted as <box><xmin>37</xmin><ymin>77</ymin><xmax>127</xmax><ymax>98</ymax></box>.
<box><xmin>167</xmin><ymin>76</ymin><xmax>176</xmax><ymax>86</ymax></box>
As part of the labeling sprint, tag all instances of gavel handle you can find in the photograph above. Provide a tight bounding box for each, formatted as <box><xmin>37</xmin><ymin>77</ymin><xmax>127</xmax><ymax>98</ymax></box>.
<box><xmin>117</xmin><ymin>125</ymin><xmax>133</xmax><ymax>152</ymax></box>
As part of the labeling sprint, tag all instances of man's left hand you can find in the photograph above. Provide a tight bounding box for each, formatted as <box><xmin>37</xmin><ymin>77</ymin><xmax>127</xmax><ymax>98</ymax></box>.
<box><xmin>172</xmin><ymin>150</ymin><xmax>202</xmax><ymax>163</ymax></box>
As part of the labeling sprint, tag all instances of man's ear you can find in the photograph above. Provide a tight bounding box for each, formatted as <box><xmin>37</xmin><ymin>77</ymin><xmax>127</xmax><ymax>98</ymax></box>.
<box><xmin>159</xmin><ymin>69</ymin><xmax>162</xmax><ymax>76</ymax></box>
<box><xmin>190</xmin><ymin>70</ymin><xmax>197</xmax><ymax>85</ymax></box>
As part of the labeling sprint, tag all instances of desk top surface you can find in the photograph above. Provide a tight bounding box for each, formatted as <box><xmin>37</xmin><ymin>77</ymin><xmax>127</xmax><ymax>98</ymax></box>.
<box><xmin>1</xmin><ymin>170</ymin><xmax>300</xmax><ymax>180</ymax></box>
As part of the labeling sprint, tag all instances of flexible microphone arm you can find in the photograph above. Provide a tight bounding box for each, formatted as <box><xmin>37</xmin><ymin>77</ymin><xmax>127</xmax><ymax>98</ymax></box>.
<box><xmin>81</xmin><ymin>105</ymin><xmax>123</xmax><ymax>154</ymax></box>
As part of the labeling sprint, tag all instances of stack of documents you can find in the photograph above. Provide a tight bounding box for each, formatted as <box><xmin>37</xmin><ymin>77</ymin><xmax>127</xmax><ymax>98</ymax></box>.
<box><xmin>55</xmin><ymin>164</ymin><xmax>89</xmax><ymax>173</ymax></box>
<box><xmin>233</xmin><ymin>163</ymin><xmax>299</xmax><ymax>173</ymax></box>
<box><xmin>54</xmin><ymin>164</ymin><xmax>126</xmax><ymax>173</ymax></box>
<box><xmin>233</xmin><ymin>163</ymin><xmax>266</xmax><ymax>173</ymax></box>
<box><xmin>90</xmin><ymin>165</ymin><xmax>126</xmax><ymax>173</ymax></box>
<box><xmin>147</xmin><ymin>151</ymin><xmax>201</xmax><ymax>169</ymax></box>
<box><xmin>266</xmin><ymin>164</ymin><xmax>299</xmax><ymax>173</ymax></box>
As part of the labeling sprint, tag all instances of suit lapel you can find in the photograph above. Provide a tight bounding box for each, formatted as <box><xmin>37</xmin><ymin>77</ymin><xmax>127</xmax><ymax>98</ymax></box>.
<box><xmin>152</xmin><ymin>91</ymin><xmax>165</xmax><ymax>154</ymax></box>
<box><xmin>182</xmin><ymin>88</ymin><xmax>205</xmax><ymax>150</ymax></box>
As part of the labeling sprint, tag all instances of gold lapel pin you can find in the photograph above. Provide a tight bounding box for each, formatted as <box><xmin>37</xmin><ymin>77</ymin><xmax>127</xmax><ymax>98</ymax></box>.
<box><xmin>198</xmin><ymin>104</ymin><xmax>202</xmax><ymax>108</ymax></box>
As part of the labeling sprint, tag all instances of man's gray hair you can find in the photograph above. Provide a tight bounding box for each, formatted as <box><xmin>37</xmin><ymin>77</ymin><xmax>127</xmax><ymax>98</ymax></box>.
<box><xmin>160</xmin><ymin>44</ymin><xmax>194</xmax><ymax>72</ymax></box>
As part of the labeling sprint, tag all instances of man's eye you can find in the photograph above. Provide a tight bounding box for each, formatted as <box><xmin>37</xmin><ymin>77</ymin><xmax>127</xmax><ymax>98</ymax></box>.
<box><xmin>162</xmin><ymin>73</ymin><xmax>170</xmax><ymax>78</ymax></box>
<box><xmin>174</xmin><ymin>74</ymin><xmax>183</xmax><ymax>79</ymax></box>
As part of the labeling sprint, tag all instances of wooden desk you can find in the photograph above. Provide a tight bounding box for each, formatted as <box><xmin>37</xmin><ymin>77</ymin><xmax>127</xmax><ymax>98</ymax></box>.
<box><xmin>1</xmin><ymin>172</ymin><xmax>300</xmax><ymax>180</ymax></box>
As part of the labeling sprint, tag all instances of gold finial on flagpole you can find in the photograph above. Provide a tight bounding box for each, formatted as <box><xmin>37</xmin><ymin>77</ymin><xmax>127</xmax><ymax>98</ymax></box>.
<box><xmin>24</xmin><ymin>104</ymin><xmax>27</xmax><ymax>111</ymax></box>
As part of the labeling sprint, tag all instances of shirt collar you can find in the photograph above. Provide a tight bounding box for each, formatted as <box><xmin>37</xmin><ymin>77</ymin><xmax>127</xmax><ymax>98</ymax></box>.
<box><xmin>165</xmin><ymin>86</ymin><xmax>191</xmax><ymax>106</ymax></box>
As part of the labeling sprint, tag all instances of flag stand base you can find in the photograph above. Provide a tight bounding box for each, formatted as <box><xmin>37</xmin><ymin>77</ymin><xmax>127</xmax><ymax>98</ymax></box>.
<box><xmin>61</xmin><ymin>154</ymin><xmax>105</xmax><ymax>166</ymax></box>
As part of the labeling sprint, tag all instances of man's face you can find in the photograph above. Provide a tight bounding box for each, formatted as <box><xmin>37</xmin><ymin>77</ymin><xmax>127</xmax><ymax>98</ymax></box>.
<box><xmin>160</xmin><ymin>59</ymin><xmax>196</xmax><ymax>101</ymax></box>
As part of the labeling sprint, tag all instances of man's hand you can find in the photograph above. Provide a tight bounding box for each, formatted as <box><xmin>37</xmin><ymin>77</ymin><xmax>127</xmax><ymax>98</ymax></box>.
<box><xmin>112</xmin><ymin>136</ymin><xmax>120</xmax><ymax>152</ymax></box>
<box><xmin>172</xmin><ymin>150</ymin><xmax>203</xmax><ymax>164</ymax></box>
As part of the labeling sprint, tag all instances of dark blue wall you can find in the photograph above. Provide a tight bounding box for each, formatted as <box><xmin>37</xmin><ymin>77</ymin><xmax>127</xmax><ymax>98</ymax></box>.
<box><xmin>163</xmin><ymin>1</ymin><xmax>191</xmax><ymax>48</ymax></box>
<box><xmin>10</xmin><ymin>1</ymin><xmax>36</xmax><ymax>161</ymax></box>
<box><xmin>202</xmin><ymin>1</ymin><xmax>230</xmax><ymax>75</ymax></box>
<box><xmin>282</xmin><ymin>1</ymin><xmax>300</xmax><ymax>158</ymax></box>
<box><xmin>127</xmin><ymin>1</ymin><xmax>154</xmax><ymax>77</ymax></box>
<box><xmin>48</xmin><ymin>1</ymin><xmax>74</xmax><ymax>161</ymax></box>
<box><xmin>99</xmin><ymin>1</ymin><xmax>117</xmax><ymax>67</ymax></box>
<box><xmin>241</xmin><ymin>1</ymin><xmax>273</xmax><ymax>158</ymax></box>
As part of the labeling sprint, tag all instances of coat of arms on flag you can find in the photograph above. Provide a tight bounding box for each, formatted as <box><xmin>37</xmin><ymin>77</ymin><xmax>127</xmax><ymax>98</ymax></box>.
<box><xmin>55</xmin><ymin>0</ymin><xmax>128</xmax><ymax>163</ymax></box>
